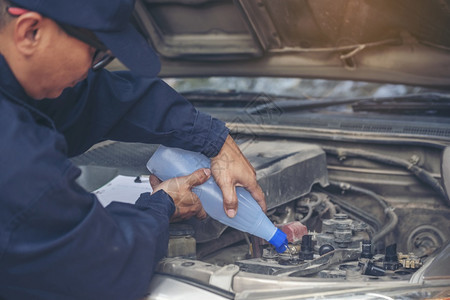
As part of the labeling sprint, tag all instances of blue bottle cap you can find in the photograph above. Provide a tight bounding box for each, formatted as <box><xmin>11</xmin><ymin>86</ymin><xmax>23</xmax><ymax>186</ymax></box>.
<box><xmin>269</xmin><ymin>228</ymin><xmax>288</xmax><ymax>253</ymax></box>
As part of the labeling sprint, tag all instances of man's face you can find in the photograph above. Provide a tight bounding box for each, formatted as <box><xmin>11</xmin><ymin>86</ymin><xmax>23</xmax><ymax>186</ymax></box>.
<box><xmin>2</xmin><ymin>8</ymin><xmax>115</xmax><ymax>100</ymax></box>
<box><xmin>25</xmin><ymin>18</ymin><xmax>94</xmax><ymax>99</ymax></box>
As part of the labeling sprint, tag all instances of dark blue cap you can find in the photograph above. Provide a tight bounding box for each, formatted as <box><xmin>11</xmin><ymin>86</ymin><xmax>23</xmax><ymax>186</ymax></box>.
<box><xmin>269</xmin><ymin>228</ymin><xmax>288</xmax><ymax>253</ymax></box>
<box><xmin>12</xmin><ymin>0</ymin><xmax>161</xmax><ymax>77</ymax></box>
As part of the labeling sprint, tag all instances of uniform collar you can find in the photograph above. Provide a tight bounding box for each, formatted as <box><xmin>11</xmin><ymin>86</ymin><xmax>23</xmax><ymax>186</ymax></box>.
<box><xmin>0</xmin><ymin>54</ymin><xmax>56</xmax><ymax>129</ymax></box>
<box><xmin>0</xmin><ymin>53</ymin><xmax>36</xmax><ymax>105</ymax></box>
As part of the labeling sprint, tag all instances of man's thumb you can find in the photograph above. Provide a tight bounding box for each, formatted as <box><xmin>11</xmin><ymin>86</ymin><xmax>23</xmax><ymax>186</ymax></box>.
<box><xmin>186</xmin><ymin>168</ymin><xmax>211</xmax><ymax>187</ymax></box>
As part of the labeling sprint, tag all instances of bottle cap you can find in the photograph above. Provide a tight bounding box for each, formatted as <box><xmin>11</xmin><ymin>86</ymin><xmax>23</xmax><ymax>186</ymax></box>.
<box><xmin>269</xmin><ymin>229</ymin><xmax>288</xmax><ymax>253</ymax></box>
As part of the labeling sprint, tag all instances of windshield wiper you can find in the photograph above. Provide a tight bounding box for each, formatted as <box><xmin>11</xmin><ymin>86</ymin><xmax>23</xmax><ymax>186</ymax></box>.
<box><xmin>181</xmin><ymin>90</ymin><xmax>304</xmax><ymax>108</ymax></box>
<box><xmin>182</xmin><ymin>90</ymin><xmax>372</xmax><ymax>112</ymax></box>
<box><xmin>182</xmin><ymin>90</ymin><xmax>450</xmax><ymax>115</ymax></box>
<box><xmin>248</xmin><ymin>92</ymin><xmax>450</xmax><ymax>115</ymax></box>
<box><xmin>352</xmin><ymin>93</ymin><xmax>450</xmax><ymax>115</ymax></box>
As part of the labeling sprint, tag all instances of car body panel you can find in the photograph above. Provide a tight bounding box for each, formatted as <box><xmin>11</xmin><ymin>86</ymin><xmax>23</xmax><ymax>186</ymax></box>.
<box><xmin>130</xmin><ymin>0</ymin><xmax>450</xmax><ymax>87</ymax></box>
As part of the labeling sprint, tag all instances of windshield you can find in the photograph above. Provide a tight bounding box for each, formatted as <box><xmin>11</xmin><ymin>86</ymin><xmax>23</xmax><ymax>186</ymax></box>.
<box><xmin>163</xmin><ymin>77</ymin><xmax>450</xmax><ymax>143</ymax></box>
<box><xmin>165</xmin><ymin>77</ymin><xmax>450</xmax><ymax>119</ymax></box>
<box><xmin>166</xmin><ymin>77</ymin><xmax>442</xmax><ymax>99</ymax></box>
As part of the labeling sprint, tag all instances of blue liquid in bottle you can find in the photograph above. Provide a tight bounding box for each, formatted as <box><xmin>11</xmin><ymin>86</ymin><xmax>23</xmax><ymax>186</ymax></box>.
<box><xmin>147</xmin><ymin>145</ymin><xmax>288</xmax><ymax>253</ymax></box>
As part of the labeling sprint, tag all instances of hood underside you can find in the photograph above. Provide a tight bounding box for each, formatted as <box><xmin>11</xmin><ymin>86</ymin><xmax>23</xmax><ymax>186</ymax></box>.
<box><xmin>131</xmin><ymin>0</ymin><xmax>450</xmax><ymax>87</ymax></box>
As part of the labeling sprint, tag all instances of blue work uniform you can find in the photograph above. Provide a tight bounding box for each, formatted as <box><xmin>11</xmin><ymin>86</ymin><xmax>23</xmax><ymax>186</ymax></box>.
<box><xmin>0</xmin><ymin>54</ymin><xmax>229</xmax><ymax>300</ymax></box>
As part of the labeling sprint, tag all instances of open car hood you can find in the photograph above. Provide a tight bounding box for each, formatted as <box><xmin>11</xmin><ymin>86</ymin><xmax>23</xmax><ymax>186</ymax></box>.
<box><xmin>131</xmin><ymin>0</ymin><xmax>450</xmax><ymax>87</ymax></box>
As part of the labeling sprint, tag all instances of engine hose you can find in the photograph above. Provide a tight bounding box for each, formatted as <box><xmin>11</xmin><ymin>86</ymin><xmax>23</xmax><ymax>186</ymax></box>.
<box><xmin>329</xmin><ymin>181</ymin><xmax>398</xmax><ymax>251</ymax></box>
<box><xmin>298</xmin><ymin>203</ymin><xmax>314</xmax><ymax>223</ymax></box>
<box><xmin>297</xmin><ymin>193</ymin><xmax>324</xmax><ymax>223</ymax></box>
<box><xmin>372</xmin><ymin>207</ymin><xmax>398</xmax><ymax>246</ymax></box>
<box><xmin>323</xmin><ymin>146</ymin><xmax>449</xmax><ymax>207</ymax></box>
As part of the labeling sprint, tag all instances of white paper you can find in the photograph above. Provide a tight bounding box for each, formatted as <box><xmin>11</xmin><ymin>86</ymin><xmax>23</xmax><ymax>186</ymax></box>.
<box><xmin>93</xmin><ymin>175</ymin><xmax>153</xmax><ymax>207</ymax></box>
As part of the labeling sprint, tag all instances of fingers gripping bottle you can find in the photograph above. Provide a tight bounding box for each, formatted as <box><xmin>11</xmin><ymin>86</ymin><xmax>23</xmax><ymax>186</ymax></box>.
<box><xmin>147</xmin><ymin>145</ymin><xmax>288</xmax><ymax>253</ymax></box>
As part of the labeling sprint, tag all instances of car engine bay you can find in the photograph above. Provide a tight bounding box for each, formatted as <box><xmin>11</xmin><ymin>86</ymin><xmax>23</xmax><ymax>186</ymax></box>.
<box><xmin>162</xmin><ymin>138</ymin><xmax>448</xmax><ymax>281</ymax></box>
<box><xmin>72</xmin><ymin>130</ymin><xmax>450</xmax><ymax>293</ymax></box>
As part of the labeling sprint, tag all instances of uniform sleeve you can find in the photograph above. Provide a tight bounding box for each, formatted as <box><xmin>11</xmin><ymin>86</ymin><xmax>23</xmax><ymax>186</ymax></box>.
<box><xmin>36</xmin><ymin>69</ymin><xmax>229</xmax><ymax>158</ymax></box>
<box><xmin>0</xmin><ymin>105</ymin><xmax>175</xmax><ymax>300</ymax></box>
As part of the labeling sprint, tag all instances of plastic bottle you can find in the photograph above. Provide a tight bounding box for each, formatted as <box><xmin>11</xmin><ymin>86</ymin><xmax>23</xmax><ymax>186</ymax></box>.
<box><xmin>146</xmin><ymin>145</ymin><xmax>288</xmax><ymax>253</ymax></box>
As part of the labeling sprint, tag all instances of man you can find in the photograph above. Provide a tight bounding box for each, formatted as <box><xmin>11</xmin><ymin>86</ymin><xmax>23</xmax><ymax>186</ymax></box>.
<box><xmin>0</xmin><ymin>0</ymin><xmax>266</xmax><ymax>299</ymax></box>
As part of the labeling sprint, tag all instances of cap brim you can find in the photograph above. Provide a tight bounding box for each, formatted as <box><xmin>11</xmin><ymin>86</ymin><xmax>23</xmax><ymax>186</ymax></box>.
<box><xmin>95</xmin><ymin>23</ymin><xmax>161</xmax><ymax>77</ymax></box>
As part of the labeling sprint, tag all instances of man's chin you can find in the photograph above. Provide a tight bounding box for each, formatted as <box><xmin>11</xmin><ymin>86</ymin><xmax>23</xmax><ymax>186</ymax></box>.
<box><xmin>30</xmin><ymin>89</ymin><xmax>65</xmax><ymax>100</ymax></box>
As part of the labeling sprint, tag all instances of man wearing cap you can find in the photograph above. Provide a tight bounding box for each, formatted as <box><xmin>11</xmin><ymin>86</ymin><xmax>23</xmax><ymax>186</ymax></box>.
<box><xmin>0</xmin><ymin>0</ymin><xmax>266</xmax><ymax>299</ymax></box>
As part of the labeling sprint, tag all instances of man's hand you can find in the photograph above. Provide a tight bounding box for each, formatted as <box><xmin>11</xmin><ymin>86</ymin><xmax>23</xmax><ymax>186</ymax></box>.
<box><xmin>210</xmin><ymin>135</ymin><xmax>266</xmax><ymax>218</ymax></box>
<box><xmin>150</xmin><ymin>168</ymin><xmax>209</xmax><ymax>222</ymax></box>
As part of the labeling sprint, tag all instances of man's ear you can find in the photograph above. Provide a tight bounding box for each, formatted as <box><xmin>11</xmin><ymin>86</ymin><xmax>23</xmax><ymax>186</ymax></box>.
<box><xmin>13</xmin><ymin>12</ymin><xmax>44</xmax><ymax>56</ymax></box>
